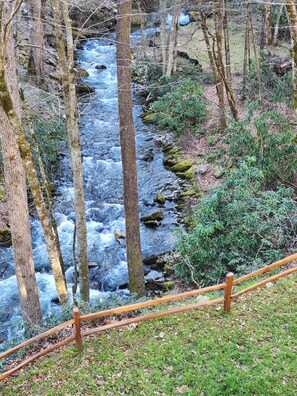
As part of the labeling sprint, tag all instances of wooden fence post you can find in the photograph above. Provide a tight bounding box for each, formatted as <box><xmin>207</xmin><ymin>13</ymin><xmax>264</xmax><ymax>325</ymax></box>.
<box><xmin>224</xmin><ymin>272</ymin><xmax>234</xmax><ymax>313</ymax></box>
<box><xmin>73</xmin><ymin>307</ymin><xmax>83</xmax><ymax>349</ymax></box>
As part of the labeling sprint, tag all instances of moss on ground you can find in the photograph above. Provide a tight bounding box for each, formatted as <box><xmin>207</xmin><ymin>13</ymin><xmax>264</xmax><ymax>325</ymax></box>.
<box><xmin>1</xmin><ymin>274</ymin><xmax>296</xmax><ymax>395</ymax></box>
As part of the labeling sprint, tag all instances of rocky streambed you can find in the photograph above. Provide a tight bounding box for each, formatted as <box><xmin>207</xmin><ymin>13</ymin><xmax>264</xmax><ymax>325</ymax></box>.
<box><xmin>0</xmin><ymin>30</ymin><xmax>196</xmax><ymax>341</ymax></box>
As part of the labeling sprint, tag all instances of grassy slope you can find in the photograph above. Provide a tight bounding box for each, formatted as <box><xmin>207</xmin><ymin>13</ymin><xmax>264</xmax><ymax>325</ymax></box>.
<box><xmin>1</xmin><ymin>274</ymin><xmax>296</xmax><ymax>396</ymax></box>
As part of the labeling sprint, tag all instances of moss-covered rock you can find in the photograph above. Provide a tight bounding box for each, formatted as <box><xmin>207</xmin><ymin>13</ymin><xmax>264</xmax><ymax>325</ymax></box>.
<box><xmin>170</xmin><ymin>160</ymin><xmax>192</xmax><ymax>173</ymax></box>
<box><xmin>141</xmin><ymin>211</ymin><xmax>164</xmax><ymax>222</ymax></box>
<box><xmin>155</xmin><ymin>193</ymin><xmax>166</xmax><ymax>205</ymax></box>
<box><xmin>176</xmin><ymin>167</ymin><xmax>194</xmax><ymax>179</ymax></box>
<box><xmin>163</xmin><ymin>155</ymin><xmax>178</xmax><ymax>167</ymax></box>
<box><xmin>75</xmin><ymin>67</ymin><xmax>89</xmax><ymax>78</ymax></box>
<box><xmin>0</xmin><ymin>223</ymin><xmax>11</xmax><ymax>248</ymax></box>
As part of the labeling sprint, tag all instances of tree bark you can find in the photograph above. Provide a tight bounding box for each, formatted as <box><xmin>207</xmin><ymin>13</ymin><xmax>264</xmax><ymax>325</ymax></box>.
<box><xmin>51</xmin><ymin>0</ymin><xmax>89</xmax><ymax>301</ymax></box>
<box><xmin>0</xmin><ymin>2</ymin><xmax>68</xmax><ymax>306</ymax></box>
<box><xmin>0</xmin><ymin>0</ymin><xmax>42</xmax><ymax>326</ymax></box>
<box><xmin>28</xmin><ymin>0</ymin><xmax>45</xmax><ymax>81</ymax></box>
<box><xmin>286</xmin><ymin>1</ymin><xmax>297</xmax><ymax>112</ymax></box>
<box><xmin>116</xmin><ymin>0</ymin><xmax>145</xmax><ymax>297</ymax></box>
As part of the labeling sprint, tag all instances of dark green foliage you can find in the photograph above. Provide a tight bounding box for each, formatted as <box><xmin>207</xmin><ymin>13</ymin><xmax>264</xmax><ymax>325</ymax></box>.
<box><xmin>30</xmin><ymin>120</ymin><xmax>67</xmax><ymax>182</ymax></box>
<box><xmin>227</xmin><ymin>111</ymin><xmax>297</xmax><ymax>185</ymax></box>
<box><xmin>150</xmin><ymin>78</ymin><xmax>208</xmax><ymax>135</ymax></box>
<box><xmin>176</xmin><ymin>160</ymin><xmax>297</xmax><ymax>285</ymax></box>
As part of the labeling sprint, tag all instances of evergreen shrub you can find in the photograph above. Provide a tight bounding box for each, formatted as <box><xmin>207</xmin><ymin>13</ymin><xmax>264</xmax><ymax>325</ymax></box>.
<box><xmin>176</xmin><ymin>159</ymin><xmax>297</xmax><ymax>286</ymax></box>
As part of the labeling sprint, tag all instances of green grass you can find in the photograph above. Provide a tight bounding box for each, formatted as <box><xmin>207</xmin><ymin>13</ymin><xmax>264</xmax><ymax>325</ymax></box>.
<box><xmin>1</xmin><ymin>274</ymin><xmax>297</xmax><ymax>395</ymax></box>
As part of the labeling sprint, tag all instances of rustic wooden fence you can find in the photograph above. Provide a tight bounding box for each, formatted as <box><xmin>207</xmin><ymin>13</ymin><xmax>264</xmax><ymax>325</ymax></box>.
<box><xmin>1</xmin><ymin>252</ymin><xmax>296</xmax><ymax>381</ymax></box>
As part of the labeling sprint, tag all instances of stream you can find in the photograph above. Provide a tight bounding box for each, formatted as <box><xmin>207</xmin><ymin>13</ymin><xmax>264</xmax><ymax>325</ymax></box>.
<box><xmin>0</xmin><ymin>31</ymin><xmax>181</xmax><ymax>341</ymax></box>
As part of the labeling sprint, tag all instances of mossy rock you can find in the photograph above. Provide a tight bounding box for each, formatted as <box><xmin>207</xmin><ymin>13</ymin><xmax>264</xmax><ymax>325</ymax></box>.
<box><xmin>168</xmin><ymin>148</ymin><xmax>180</xmax><ymax>156</ymax></box>
<box><xmin>162</xmin><ymin>144</ymin><xmax>174</xmax><ymax>153</ymax></box>
<box><xmin>164</xmin><ymin>264</ymin><xmax>174</xmax><ymax>276</ymax></box>
<box><xmin>176</xmin><ymin>167</ymin><xmax>194</xmax><ymax>180</ymax></box>
<box><xmin>141</xmin><ymin>111</ymin><xmax>155</xmax><ymax>122</ymax></box>
<box><xmin>76</xmin><ymin>83</ymin><xmax>95</xmax><ymax>97</ymax></box>
<box><xmin>180</xmin><ymin>190</ymin><xmax>196</xmax><ymax>197</ymax></box>
<box><xmin>155</xmin><ymin>193</ymin><xmax>166</xmax><ymax>205</ymax></box>
<box><xmin>75</xmin><ymin>67</ymin><xmax>89</xmax><ymax>78</ymax></box>
<box><xmin>163</xmin><ymin>155</ymin><xmax>178</xmax><ymax>167</ymax></box>
<box><xmin>141</xmin><ymin>211</ymin><xmax>164</xmax><ymax>222</ymax></box>
<box><xmin>170</xmin><ymin>160</ymin><xmax>192</xmax><ymax>173</ymax></box>
<box><xmin>143</xmin><ymin>220</ymin><xmax>159</xmax><ymax>228</ymax></box>
<box><xmin>164</xmin><ymin>281</ymin><xmax>174</xmax><ymax>289</ymax></box>
<box><xmin>0</xmin><ymin>224</ymin><xmax>12</xmax><ymax>248</ymax></box>
<box><xmin>131</xmin><ymin>13</ymin><xmax>144</xmax><ymax>26</ymax></box>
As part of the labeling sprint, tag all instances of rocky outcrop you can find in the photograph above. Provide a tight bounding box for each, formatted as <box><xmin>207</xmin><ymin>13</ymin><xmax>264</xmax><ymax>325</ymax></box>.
<box><xmin>69</xmin><ymin>0</ymin><xmax>117</xmax><ymax>37</ymax></box>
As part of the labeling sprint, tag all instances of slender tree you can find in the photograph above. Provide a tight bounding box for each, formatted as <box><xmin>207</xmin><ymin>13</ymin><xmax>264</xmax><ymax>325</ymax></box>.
<box><xmin>116</xmin><ymin>0</ymin><xmax>145</xmax><ymax>297</ymax></box>
<box><xmin>0</xmin><ymin>0</ymin><xmax>42</xmax><ymax>326</ymax></box>
<box><xmin>28</xmin><ymin>0</ymin><xmax>45</xmax><ymax>81</ymax></box>
<box><xmin>51</xmin><ymin>0</ymin><xmax>89</xmax><ymax>301</ymax></box>
<box><xmin>0</xmin><ymin>1</ymin><xmax>68</xmax><ymax>305</ymax></box>
<box><xmin>286</xmin><ymin>0</ymin><xmax>297</xmax><ymax>112</ymax></box>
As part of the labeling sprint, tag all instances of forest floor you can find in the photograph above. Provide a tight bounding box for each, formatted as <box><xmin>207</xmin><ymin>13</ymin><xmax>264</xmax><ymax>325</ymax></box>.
<box><xmin>1</xmin><ymin>273</ymin><xmax>296</xmax><ymax>395</ymax></box>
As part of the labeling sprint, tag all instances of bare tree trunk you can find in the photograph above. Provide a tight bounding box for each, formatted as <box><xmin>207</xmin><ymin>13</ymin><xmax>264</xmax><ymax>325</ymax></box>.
<box><xmin>211</xmin><ymin>0</ymin><xmax>227</xmax><ymax>129</ymax></box>
<box><xmin>265</xmin><ymin>3</ymin><xmax>273</xmax><ymax>46</ymax></box>
<box><xmin>249</xmin><ymin>12</ymin><xmax>262</xmax><ymax>103</ymax></box>
<box><xmin>166</xmin><ymin>3</ymin><xmax>179</xmax><ymax>77</ymax></box>
<box><xmin>160</xmin><ymin>0</ymin><xmax>167</xmax><ymax>74</ymax></box>
<box><xmin>0</xmin><ymin>1</ymin><xmax>42</xmax><ymax>327</ymax></box>
<box><xmin>28</xmin><ymin>0</ymin><xmax>44</xmax><ymax>81</ymax></box>
<box><xmin>0</xmin><ymin>2</ymin><xmax>68</xmax><ymax>306</ymax></box>
<box><xmin>222</xmin><ymin>0</ymin><xmax>231</xmax><ymax>84</ymax></box>
<box><xmin>273</xmin><ymin>5</ymin><xmax>284</xmax><ymax>46</ymax></box>
<box><xmin>116</xmin><ymin>0</ymin><xmax>145</xmax><ymax>297</ymax></box>
<box><xmin>51</xmin><ymin>0</ymin><xmax>89</xmax><ymax>301</ymax></box>
<box><xmin>286</xmin><ymin>1</ymin><xmax>297</xmax><ymax>112</ymax></box>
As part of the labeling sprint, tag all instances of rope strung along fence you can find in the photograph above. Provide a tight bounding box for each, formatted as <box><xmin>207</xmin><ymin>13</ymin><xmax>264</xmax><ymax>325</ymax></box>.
<box><xmin>0</xmin><ymin>252</ymin><xmax>296</xmax><ymax>381</ymax></box>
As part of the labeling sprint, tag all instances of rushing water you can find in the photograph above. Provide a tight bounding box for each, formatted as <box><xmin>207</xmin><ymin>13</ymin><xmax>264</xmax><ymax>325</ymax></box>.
<box><xmin>0</xmin><ymin>32</ymin><xmax>181</xmax><ymax>340</ymax></box>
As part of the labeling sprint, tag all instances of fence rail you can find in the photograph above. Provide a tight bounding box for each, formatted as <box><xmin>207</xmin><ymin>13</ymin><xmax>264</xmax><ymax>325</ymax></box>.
<box><xmin>1</xmin><ymin>252</ymin><xmax>296</xmax><ymax>382</ymax></box>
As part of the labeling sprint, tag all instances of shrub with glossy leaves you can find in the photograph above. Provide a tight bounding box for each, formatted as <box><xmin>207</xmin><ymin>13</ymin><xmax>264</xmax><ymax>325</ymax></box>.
<box><xmin>150</xmin><ymin>78</ymin><xmax>207</xmax><ymax>135</ymax></box>
<box><xmin>176</xmin><ymin>160</ymin><xmax>297</xmax><ymax>286</ymax></box>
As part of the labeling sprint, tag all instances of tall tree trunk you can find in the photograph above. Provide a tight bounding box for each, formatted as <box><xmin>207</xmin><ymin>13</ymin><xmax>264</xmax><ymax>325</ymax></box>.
<box><xmin>211</xmin><ymin>0</ymin><xmax>227</xmax><ymax>129</ymax></box>
<box><xmin>222</xmin><ymin>0</ymin><xmax>231</xmax><ymax>84</ymax></box>
<box><xmin>0</xmin><ymin>2</ymin><xmax>68</xmax><ymax>306</ymax></box>
<box><xmin>160</xmin><ymin>0</ymin><xmax>167</xmax><ymax>74</ymax></box>
<box><xmin>286</xmin><ymin>1</ymin><xmax>297</xmax><ymax>112</ymax></box>
<box><xmin>166</xmin><ymin>2</ymin><xmax>179</xmax><ymax>77</ymax></box>
<box><xmin>273</xmin><ymin>5</ymin><xmax>284</xmax><ymax>46</ymax></box>
<box><xmin>0</xmin><ymin>0</ymin><xmax>42</xmax><ymax>326</ymax></box>
<box><xmin>28</xmin><ymin>0</ymin><xmax>44</xmax><ymax>81</ymax></box>
<box><xmin>51</xmin><ymin>0</ymin><xmax>89</xmax><ymax>301</ymax></box>
<box><xmin>116</xmin><ymin>0</ymin><xmax>145</xmax><ymax>297</ymax></box>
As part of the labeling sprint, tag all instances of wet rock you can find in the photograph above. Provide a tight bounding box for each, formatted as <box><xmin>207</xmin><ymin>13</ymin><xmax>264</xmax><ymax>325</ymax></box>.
<box><xmin>95</xmin><ymin>64</ymin><xmax>107</xmax><ymax>70</ymax></box>
<box><xmin>143</xmin><ymin>220</ymin><xmax>159</xmax><ymax>228</ymax></box>
<box><xmin>76</xmin><ymin>82</ymin><xmax>95</xmax><ymax>97</ymax></box>
<box><xmin>143</xmin><ymin>254</ymin><xmax>158</xmax><ymax>265</ymax></box>
<box><xmin>154</xmin><ymin>193</ymin><xmax>166</xmax><ymax>205</ymax></box>
<box><xmin>170</xmin><ymin>160</ymin><xmax>192</xmax><ymax>173</ymax></box>
<box><xmin>145</xmin><ymin>270</ymin><xmax>163</xmax><ymax>281</ymax></box>
<box><xmin>88</xmin><ymin>262</ymin><xmax>98</xmax><ymax>268</ymax></box>
<box><xmin>198</xmin><ymin>164</ymin><xmax>208</xmax><ymax>175</ymax></box>
<box><xmin>114</xmin><ymin>229</ymin><xmax>126</xmax><ymax>239</ymax></box>
<box><xmin>164</xmin><ymin>263</ymin><xmax>174</xmax><ymax>276</ymax></box>
<box><xmin>163</xmin><ymin>155</ymin><xmax>178</xmax><ymax>167</ymax></box>
<box><xmin>141</xmin><ymin>211</ymin><xmax>163</xmax><ymax>222</ymax></box>
<box><xmin>213</xmin><ymin>167</ymin><xmax>224</xmax><ymax>179</ymax></box>
<box><xmin>75</xmin><ymin>67</ymin><xmax>89</xmax><ymax>77</ymax></box>
<box><xmin>162</xmin><ymin>144</ymin><xmax>174</xmax><ymax>153</ymax></box>
<box><xmin>0</xmin><ymin>262</ymin><xmax>15</xmax><ymax>279</ymax></box>
<box><xmin>176</xmin><ymin>168</ymin><xmax>194</xmax><ymax>180</ymax></box>
<box><xmin>142</xmin><ymin>152</ymin><xmax>154</xmax><ymax>162</ymax></box>
<box><xmin>0</xmin><ymin>223</ymin><xmax>11</xmax><ymax>248</ymax></box>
